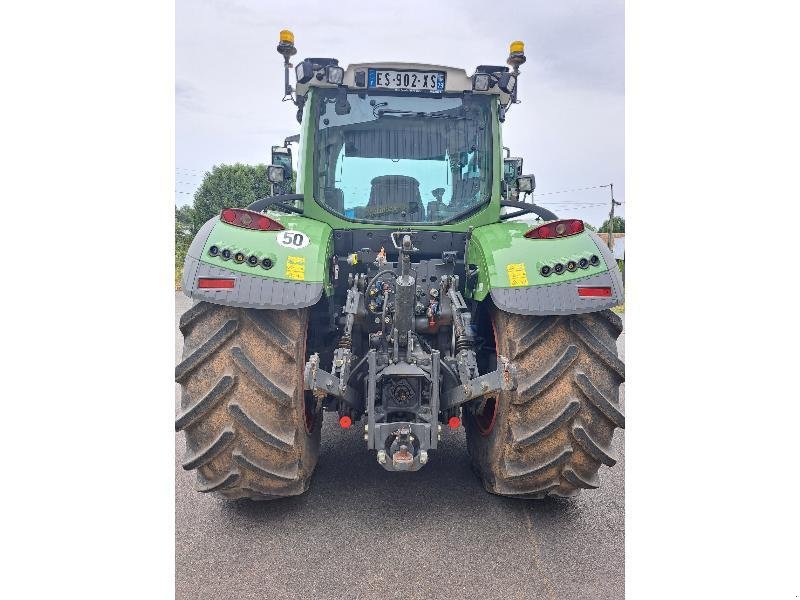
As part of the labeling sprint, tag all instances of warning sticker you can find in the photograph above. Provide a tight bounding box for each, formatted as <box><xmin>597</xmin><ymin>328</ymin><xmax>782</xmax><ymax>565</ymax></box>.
<box><xmin>506</xmin><ymin>263</ymin><xmax>529</xmax><ymax>287</ymax></box>
<box><xmin>286</xmin><ymin>256</ymin><xmax>306</xmax><ymax>280</ymax></box>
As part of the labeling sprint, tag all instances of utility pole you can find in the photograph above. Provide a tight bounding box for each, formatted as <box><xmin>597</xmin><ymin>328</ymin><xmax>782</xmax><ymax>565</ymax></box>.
<box><xmin>607</xmin><ymin>183</ymin><xmax>621</xmax><ymax>252</ymax></box>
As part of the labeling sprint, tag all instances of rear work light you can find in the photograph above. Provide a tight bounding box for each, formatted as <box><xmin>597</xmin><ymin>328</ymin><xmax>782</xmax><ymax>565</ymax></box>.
<box><xmin>525</xmin><ymin>219</ymin><xmax>584</xmax><ymax>240</ymax></box>
<box><xmin>577</xmin><ymin>287</ymin><xmax>612</xmax><ymax>297</ymax></box>
<box><xmin>198</xmin><ymin>278</ymin><xmax>235</xmax><ymax>289</ymax></box>
<box><xmin>220</xmin><ymin>208</ymin><xmax>284</xmax><ymax>231</ymax></box>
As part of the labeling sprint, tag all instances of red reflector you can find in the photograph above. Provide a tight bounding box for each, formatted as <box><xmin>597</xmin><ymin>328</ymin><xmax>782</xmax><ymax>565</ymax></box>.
<box><xmin>578</xmin><ymin>287</ymin><xmax>612</xmax><ymax>297</ymax></box>
<box><xmin>220</xmin><ymin>207</ymin><xmax>284</xmax><ymax>231</ymax></box>
<box><xmin>536</xmin><ymin>224</ymin><xmax>552</xmax><ymax>238</ymax></box>
<box><xmin>338</xmin><ymin>415</ymin><xmax>352</xmax><ymax>429</ymax></box>
<box><xmin>198</xmin><ymin>278</ymin><xmax>235</xmax><ymax>289</ymax></box>
<box><xmin>448</xmin><ymin>416</ymin><xmax>461</xmax><ymax>430</ymax></box>
<box><xmin>525</xmin><ymin>219</ymin><xmax>584</xmax><ymax>239</ymax></box>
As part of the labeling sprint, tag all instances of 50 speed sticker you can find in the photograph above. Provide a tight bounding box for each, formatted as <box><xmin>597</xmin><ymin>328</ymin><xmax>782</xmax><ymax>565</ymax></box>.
<box><xmin>277</xmin><ymin>230</ymin><xmax>310</xmax><ymax>249</ymax></box>
<box><xmin>286</xmin><ymin>256</ymin><xmax>306</xmax><ymax>280</ymax></box>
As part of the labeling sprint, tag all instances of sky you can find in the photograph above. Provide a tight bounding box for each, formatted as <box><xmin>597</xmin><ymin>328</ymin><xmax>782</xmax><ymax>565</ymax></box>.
<box><xmin>176</xmin><ymin>0</ymin><xmax>624</xmax><ymax>228</ymax></box>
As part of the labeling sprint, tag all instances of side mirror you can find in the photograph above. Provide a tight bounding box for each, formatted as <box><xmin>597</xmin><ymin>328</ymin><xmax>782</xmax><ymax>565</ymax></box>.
<box><xmin>502</xmin><ymin>157</ymin><xmax>524</xmax><ymax>201</ymax></box>
<box><xmin>503</xmin><ymin>157</ymin><xmax>523</xmax><ymax>186</ymax></box>
<box><xmin>270</xmin><ymin>145</ymin><xmax>292</xmax><ymax>193</ymax></box>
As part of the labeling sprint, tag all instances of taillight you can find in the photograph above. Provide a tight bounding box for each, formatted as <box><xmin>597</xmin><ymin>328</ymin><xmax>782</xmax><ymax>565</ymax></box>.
<box><xmin>524</xmin><ymin>219</ymin><xmax>584</xmax><ymax>239</ymax></box>
<box><xmin>220</xmin><ymin>208</ymin><xmax>284</xmax><ymax>231</ymax></box>
<box><xmin>198</xmin><ymin>278</ymin><xmax>235</xmax><ymax>289</ymax></box>
<box><xmin>577</xmin><ymin>287</ymin><xmax>612</xmax><ymax>297</ymax></box>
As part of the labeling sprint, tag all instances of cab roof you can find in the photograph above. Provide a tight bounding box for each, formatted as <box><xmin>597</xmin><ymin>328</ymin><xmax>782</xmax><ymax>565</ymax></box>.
<box><xmin>294</xmin><ymin>61</ymin><xmax>513</xmax><ymax>104</ymax></box>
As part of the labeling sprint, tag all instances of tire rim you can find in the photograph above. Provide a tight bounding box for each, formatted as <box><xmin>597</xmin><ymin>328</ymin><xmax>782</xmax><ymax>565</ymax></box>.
<box><xmin>474</xmin><ymin>396</ymin><xmax>497</xmax><ymax>436</ymax></box>
<box><xmin>303</xmin><ymin>391</ymin><xmax>318</xmax><ymax>433</ymax></box>
<box><xmin>299</xmin><ymin>319</ymin><xmax>318</xmax><ymax>434</ymax></box>
<box><xmin>472</xmin><ymin>312</ymin><xmax>499</xmax><ymax>436</ymax></box>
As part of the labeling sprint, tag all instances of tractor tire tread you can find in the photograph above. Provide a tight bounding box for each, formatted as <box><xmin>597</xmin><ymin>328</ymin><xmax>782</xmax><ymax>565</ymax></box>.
<box><xmin>466</xmin><ymin>308</ymin><xmax>624</xmax><ymax>499</ymax></box>
<box><xmin>181</xmin><ymin>427</ymin><xmax>235</xmax><ymax>470</ymax></box>
<box><xmin>174</xmin><ymin>375</ymin><xmax>235</xmax><ymax>432</ymax></box>
<box><xmin>176</xmin><ymin>302</ymin><xmax>320</xmax><ymax>501</ymax></box>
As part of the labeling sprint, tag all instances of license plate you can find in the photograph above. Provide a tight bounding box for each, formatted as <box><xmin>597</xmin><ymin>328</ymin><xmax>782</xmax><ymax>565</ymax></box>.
<box><xmin>368</xmin><ymin>69</ymin><xmax>445</xmax><ymax>92</ymax></box>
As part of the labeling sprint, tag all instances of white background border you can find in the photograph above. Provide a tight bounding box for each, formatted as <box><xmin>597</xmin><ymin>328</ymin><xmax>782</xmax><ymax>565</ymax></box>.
<box><xmin>2</xmin><ymin>1</ymin><xmax>799</xmax><ymax>597</ymax></box>
<box><xmin>2</xmin><ymin>1</ymin><xmax>175</xmax><ymax>597</ymax></box>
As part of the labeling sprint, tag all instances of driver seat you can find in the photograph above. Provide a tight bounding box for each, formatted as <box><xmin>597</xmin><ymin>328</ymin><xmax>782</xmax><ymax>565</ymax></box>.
<box><xmin>365</xmin><ymin>175</ymin><xmax>423</xmax><ymax>221</ymax></box>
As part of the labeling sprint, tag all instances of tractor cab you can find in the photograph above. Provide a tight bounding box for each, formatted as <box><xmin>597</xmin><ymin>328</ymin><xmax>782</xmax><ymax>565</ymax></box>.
<box><xmin>272</xmin><ymin>31</ymin><xmax>533</xmax><ymax>227</ymax></box>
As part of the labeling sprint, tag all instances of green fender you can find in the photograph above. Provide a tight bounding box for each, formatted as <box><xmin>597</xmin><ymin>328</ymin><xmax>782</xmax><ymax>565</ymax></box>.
<box><xmin>181</xmin><ymin>211</ymin><xmax>333</xmax><ymax>309</ymax></box>
<box><xmin>466</xmin><ymin>220</ymin><xmax>624</xmax><ymax>315</ymax></box>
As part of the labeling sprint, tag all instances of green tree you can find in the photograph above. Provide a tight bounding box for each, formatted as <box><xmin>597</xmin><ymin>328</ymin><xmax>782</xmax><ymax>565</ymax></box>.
<box><xmin>583</xmin><ymin>222</ymin><xmax>597</xmax><ymax>231</ymax></box>
<box><xmin>175</xmin><ymin>163</ymin><xmax>277</xmax><ymax>287</ymax></box>
<box><xmin>190</xmin><ymin>163</ymin><xmax>273</xmax><ymax>233</ymax></box>
<box><xmin>176</xmin><ymin>204</ymin><xmax>194</xmax><ymax>239</ymax></box>
<box><xmin>598</xmin><ymin>216</ymin><xmax>625</xmax><ymax>233</ymax></box>
<box><xmin>175</xmin><ymin>205</ymin><xmax>195</xmax><ymax>288</ymax></box>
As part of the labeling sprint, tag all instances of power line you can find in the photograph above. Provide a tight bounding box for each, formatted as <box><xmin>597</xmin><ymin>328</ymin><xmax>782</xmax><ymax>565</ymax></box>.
<box><xmin>542</xmin><ymin>201</ymin><xmax>606</xmax><ymax>206</ymax></box>
<box><xmin>538</xmin><ymin>201</ymin><xmax>606</xmax><ymax>206</ymax></box>
<box><xmin>173</xmin><ymin>179</ymin><xmax>623</xmax><ymax>209</ymax></box>
<box><xmin>561</xmin><ymin>207</ymin><xmax>606</xmax><ymax>211</ymax></box>
<box><xmin>607</xmin><ymin>182</ymin><xmax>622</xmax><ymax>251</ymax></box>
<box><xmin>550</xmin><ymin>206</ymin><xmax>607</xmax><ymax>212</ymax></box>
<box><xmin>532</xmin><ymin>184</ymin><xmax>611</xmax><ymax>197</ymax></box>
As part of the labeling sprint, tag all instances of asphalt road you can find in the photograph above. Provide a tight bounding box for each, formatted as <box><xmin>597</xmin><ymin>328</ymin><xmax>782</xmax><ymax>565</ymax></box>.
<box><xmin>175</xmin><ymin>292</ymin><xmax>625</xmax><ymax>600</ymax></box>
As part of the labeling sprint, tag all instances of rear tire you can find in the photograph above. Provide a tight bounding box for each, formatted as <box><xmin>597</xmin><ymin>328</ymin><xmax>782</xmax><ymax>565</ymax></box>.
<box><xmin>175</xmin><ymin>301</ymin><xmax>320</xmax><ymax>500</ymax></box>
<box><xmin>466</xmin><ymin>308</ymin><xmax>624</xmax><ymax>499</ymax></box>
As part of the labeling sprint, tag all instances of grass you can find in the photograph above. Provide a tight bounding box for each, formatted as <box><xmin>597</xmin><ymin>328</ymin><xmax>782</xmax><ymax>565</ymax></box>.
<box><xmin>612</xmin><ymin>303</ymin><xmax>625</xmax><ymax>314</ymax></box>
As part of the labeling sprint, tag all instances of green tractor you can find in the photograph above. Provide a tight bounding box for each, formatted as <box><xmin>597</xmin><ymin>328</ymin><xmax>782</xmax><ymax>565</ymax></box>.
<box><xmin>175</xmin><ymin>32</ymin><xmax>624</xmax><ymax>500</ymax></box>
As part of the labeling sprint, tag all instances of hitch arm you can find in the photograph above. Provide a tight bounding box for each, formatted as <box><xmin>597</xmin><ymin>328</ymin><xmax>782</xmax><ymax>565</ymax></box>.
<box><xmin>440</xmin><ymin>356</ymin><xmax>516</xmax><ymax>410</ymax></box>
<box><xmin>304</xmin><ymin>353</ymin><xmax>361</xmax><ymax>410</ymax></box>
